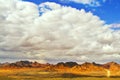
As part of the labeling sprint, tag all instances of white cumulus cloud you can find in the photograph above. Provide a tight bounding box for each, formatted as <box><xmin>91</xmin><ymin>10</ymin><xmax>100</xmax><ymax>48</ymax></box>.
<box><xmin>0</xmin><ymin>0</ymin><xmax>120</xmax><ymax>63</ymax></box>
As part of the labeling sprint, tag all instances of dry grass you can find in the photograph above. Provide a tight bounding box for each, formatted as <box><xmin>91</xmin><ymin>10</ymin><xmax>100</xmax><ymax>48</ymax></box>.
<box><xmin>0</xmin><ymin>68</ymin><xmax>120</xmax><ymax>80</ymax></box>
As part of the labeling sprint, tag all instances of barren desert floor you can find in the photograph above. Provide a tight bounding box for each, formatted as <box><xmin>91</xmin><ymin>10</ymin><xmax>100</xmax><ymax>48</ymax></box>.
<box><xmin>0</xmin><ymin>68</ymin><xmax>120</xmax><ymax>80</ymax></box>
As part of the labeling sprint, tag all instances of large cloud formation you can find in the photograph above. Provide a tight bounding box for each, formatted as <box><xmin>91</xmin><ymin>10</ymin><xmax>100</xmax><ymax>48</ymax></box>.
<box><xmin>0</xmin><ymin>0</ymin><xmax>120</xmax><ymax>63</ymax></box>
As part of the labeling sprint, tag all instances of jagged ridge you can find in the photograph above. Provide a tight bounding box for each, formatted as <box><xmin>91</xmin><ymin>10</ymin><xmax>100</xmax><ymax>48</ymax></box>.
<box><xmin>0</xmin><ymin>61</ymin><xmax>120</xmax><ymax>72</ymax></box>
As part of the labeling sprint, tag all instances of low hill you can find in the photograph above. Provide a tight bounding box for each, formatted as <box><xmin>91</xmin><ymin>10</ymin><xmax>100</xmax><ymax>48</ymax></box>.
<box><xmin>0</xmin><ymin>61</ymin><xmax>120</xmax><ymax>73</ymax></box>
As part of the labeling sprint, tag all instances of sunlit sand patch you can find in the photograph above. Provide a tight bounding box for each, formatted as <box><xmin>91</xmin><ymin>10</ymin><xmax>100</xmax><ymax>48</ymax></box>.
<box><xmin>105</xmin><ymin>69</ymin><xmax>110</xmax><ymax>78</ymax></box>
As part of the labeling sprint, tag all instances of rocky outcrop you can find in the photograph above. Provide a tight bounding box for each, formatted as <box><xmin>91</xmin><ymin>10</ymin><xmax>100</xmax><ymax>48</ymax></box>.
<box><xmin>103</xmin><ymin>62</ymin><xmax>120</xmax><ymax>71</ymax></box>
<box><xmin>0</xmin><ymin>61</ymin><xmax>120</xmax><ymax>72</ymax></box>
<box><xmin>71</xmin><ymin>62</ymin><xmax>104</xmax><ymax>72</ymax></box>
<box><xmin>56</xmin><ymin>62</ymin><xmax>78</xmax><ymax>68</ymax></box>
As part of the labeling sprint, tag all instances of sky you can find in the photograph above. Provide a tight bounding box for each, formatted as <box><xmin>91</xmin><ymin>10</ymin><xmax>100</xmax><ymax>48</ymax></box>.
<box><xmin>0</xmin><ymin>0</ymin><xmax>120</xmax><ymax>63</ymax></box>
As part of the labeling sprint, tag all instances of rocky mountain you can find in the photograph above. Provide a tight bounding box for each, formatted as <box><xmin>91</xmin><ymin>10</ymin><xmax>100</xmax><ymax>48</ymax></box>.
<box><xmin>0</xmin><ymin>61</ymin><xmax>48</xmax><ymax>68</ymax></box>
<box><xmin>0</xmin><ymin>61</ymin><xmax>120</xmax><ymax>72</ymax></box>
<box><xmin>56</xmin><ymin>62</ymin><xmax>78</xmax><ymax>68</ymax></box>
<box><xmin>103</xmin><ymin>62</ymin><xmax>120</xmax><ymax>71</ymax></box>
<box><xmin>71</xmin><ymin>62</ymin><xmax>104</xmax><ymax>72</ymax></box>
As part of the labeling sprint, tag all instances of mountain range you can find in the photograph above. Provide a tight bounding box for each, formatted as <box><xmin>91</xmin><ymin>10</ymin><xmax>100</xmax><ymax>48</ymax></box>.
<box><xmin>0</xmin><ymin>61</ymin><xmax>120</xmax><ymax>72</ymax></box>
